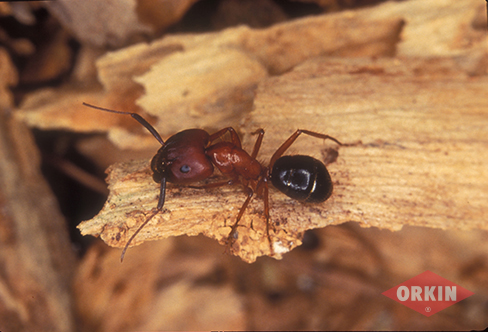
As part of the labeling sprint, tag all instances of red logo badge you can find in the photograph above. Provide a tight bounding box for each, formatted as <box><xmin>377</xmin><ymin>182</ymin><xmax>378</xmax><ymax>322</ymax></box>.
<box><xmin>382</xmin><ymin>271</ymin><xmax>474</xmax><ymax>317</ymax></box>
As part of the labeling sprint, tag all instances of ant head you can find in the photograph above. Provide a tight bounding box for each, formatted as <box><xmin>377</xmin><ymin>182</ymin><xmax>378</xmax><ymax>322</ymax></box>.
<box><xmin>83</xmin><ymin>103</ymin><xmax>216</xmax><ymax>261</ymax></box>
<box><xmin>151</xmin><ymin>129</ymin><xmax>214</xmax><ymax>184</ymax></box>
<box><xmin>82</xmin><ymin>103</ymin><xmax>214</xmax><ymax>186</ymax></box>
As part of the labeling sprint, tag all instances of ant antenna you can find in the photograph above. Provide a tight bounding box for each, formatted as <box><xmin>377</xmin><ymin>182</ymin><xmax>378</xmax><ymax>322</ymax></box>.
<box><xmin>82</xmin><ymin>102</ymin><xmax>165</xmax><ymax>146</ymax></box>
<box><xmin>83</xmin><ymin>102</ymin><xmax>169</xmax><ymax>261</ymax></box>
<box><xmin>119</xmin><ymin>176</ymin><xmax>166</xmax><ymax>262</ymax></box>
<box><xmin>120</xmin><ymin>210</ymin><xmax>157</xmax><ymax>261</ymax></box>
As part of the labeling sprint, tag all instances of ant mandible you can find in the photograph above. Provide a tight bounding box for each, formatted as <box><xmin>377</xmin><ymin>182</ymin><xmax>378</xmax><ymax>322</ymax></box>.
<box><xmin>83</xmin><ymin>102</ymin><xmax>342</xmax><ymax>261</ymax></box>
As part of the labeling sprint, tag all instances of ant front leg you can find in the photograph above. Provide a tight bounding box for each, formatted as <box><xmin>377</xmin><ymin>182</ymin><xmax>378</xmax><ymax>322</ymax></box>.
<box><xmin>269</xmin><ymin>129</ymin><xmax>342</xmax><ymax>168</ymax></box>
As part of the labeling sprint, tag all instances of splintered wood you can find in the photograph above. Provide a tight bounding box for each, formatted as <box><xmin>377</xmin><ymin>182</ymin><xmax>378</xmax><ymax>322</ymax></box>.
<box><xmin>78</xmin><ymin>56</ymin><xmax>488</xmax><ymax>263</ymax></box>
<box><xmin>17</xmin><ymin>0</ymin><xmax>488</xmax><ymax>263</ymax></box>
<box><xmin>15</xmin><ymin>10</ymin><xmax>403</xmax><ymax>144</ymax></box>
<box><xmin>244</xmin><ymin>57</ymin><xmax>488</xmax><ymax>232</ymax></box>
<box><xmin>77</xmin><ymin>155</ymin><xmax>343</xmax><ymax>264</ymax></box>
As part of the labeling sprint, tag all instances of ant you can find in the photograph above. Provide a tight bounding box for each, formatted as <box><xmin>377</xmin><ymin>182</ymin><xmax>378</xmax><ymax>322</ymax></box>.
<box><xmin>83</xmin><ymin>103</ymin><xmax>343</xmax><ymax>261</ymax></box>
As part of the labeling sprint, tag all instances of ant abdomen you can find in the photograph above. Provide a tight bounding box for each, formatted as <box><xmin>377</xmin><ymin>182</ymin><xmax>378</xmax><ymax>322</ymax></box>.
<box><xmin>270</xmin><ymin>155</ymin><xmax>333</xmax><ymax>203</ymax></box>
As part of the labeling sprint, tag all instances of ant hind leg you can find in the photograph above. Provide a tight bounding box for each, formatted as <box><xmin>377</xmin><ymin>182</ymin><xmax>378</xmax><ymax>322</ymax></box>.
<box><xmin>225</xmin><ymin>186</ymin><xmax>254</xmax><ymax>252</ymax></box>
<box><xmin>261</xmin><ymin>179</ymin><xmax>275</xmax><ymax>255</ymax></box>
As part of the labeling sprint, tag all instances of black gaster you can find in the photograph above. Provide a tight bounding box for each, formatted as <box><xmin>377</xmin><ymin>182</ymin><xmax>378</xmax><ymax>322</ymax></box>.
<box><xmin>270</xmin><ymin>155</ymin><xmax>333</xmax><ymax>203</ymax></box>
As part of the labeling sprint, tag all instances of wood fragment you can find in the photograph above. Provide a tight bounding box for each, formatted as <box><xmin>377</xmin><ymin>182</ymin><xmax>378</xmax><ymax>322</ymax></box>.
<box><xmin>15</xmin><ymin>10</ymin><xmax>403</xmax><ymax>146</ymax></box>
<box><xmin>77</xmin><ymin>157</ymin><xmax>327</xmax><ymax>263</ymax></box>
<box><xmin>364</xmin><ymin>0</ymin><xmax>486</xmax><ymax>58</ymax></box>
<box><xmin>244</xmin><ymin>56</ymin><xmax>488</xmax><ymax>232</ymax></box>
<box><xmin>79</xmin><ymin>56</ymin><xmax>488</xmax><ymax>262</ymax></box>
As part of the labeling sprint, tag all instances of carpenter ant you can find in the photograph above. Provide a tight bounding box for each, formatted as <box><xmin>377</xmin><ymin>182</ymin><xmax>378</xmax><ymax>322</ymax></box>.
<box><xmin>83</xmin><ymin>103</ymin><xmax>343</xmax><ymax>261</ymax></box>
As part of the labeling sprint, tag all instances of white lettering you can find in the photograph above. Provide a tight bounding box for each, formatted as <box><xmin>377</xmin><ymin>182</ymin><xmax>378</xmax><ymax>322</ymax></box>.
<box><xmin>397</xmin><ymin>286</ymin><xmax>409</xmax><ymax>301</ymax></box>
<box><xmin>424</xmin><ymin>286</ymin><xmax>436</xmax><ymax>301</ymax></box>
<box><xmin>411</xmin><ymin>286</ymin><xmax>422</xmax><ymax>301</ymax></box>
<box><xmin>445</xmin><ymin>286</ymin><xmax>456</xmax><ymax>301</ymax></box>
<box><xmin>395</xmin><ymin>285</ymin><xmax>457</xmax><ymax>302</ymax></box>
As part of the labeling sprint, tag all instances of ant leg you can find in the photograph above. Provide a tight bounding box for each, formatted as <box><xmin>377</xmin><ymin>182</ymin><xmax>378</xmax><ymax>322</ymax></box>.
<box><xmin>82</xmin><ymin>102</ymin><xmax>165</xmax><ymax>146</ymax></box>
<box><xmin>226</xmin><ymin>186</ymin><xmax>254</xmax><ymax>250</ymax></box>
<box><xmin>260</xmin><ymin>178</ymin><xmax>274</xmax><ymax>254</ymax></box>
<box><xmin>269</xmin><ymin>129</ymin><xmax>342</xmax><ymax>168</ymax></box>
<box><xmin>187</xmin><ymin>178</ymin><xmax>236</xmax><ymax>189</ymax></box>
<box><xmin>208</xmin><ymin>127</ymin><xmax>242</xmax><ymax>148</ymax></box>
<box><xmin>209</xmin><ymin>127</ymin><xmax>264</xmax><ymax>158</ymax></box>
<box><xmin>250</xmin><ymin>129</ymin><xmax>265</xmax><ymax>159</ymax></box>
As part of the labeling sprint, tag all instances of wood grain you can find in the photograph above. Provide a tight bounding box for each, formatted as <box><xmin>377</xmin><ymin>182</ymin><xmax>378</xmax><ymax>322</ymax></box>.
<box><xmin>79</xmin><ymin>56</ymin><xmax>488</xmax><ymax>262</ymax></box>
<box><xmin>243</xmin><ymin>56</ymin><xmax>488</xmax><ymax>232</ymax></box>
<box><xmin>16</xmin><ymin>10</ymin><xmax>403</xmax><ymax>145</ymax></box>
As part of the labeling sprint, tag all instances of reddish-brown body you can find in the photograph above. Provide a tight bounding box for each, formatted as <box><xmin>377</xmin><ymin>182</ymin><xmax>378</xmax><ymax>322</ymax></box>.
<box><xmin>206</xmin><ymin>141</ymin><xmax>263</xmax><ymax>181</ymax></box>
<box><xmin>150</xmin><ymin>127</ymin><xmax>264</xmax><ymax>188</ymax></box>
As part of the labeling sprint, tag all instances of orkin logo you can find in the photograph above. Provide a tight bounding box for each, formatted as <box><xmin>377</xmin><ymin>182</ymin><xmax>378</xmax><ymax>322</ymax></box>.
<box><xmin>382</xmin><ymin>271</ymin><xmax>474</xmax><ymax>317</ymax></box>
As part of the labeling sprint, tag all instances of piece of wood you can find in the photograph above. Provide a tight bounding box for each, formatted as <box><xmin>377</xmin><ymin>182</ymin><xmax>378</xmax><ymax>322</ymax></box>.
<box><xmin>364</xmin><ymin>0</ymin><xmax>486</xmax><ymax>58</ymax></box>
<box><xmin>18</xmin><ymin>0</ymin><xmax>487</xmax><ymax>263</ymax></box>
<box><xmin>78</xmin><ymin>56</ymin><xmax>488</xmax><ymax>263</ymax></box>
<box><xmin>16</xmin><ymin>10</ymin><xmax>403</xmax><ymax>146</ymax></box>
<box><xmin>78</xmin><ymin>158</ymin><xmax>307</xmax><ymax>263</ymax></box>
<box><xmin>16</xmin><ymin>0</ymin><xmax>484</xmax><ymax>145</ymax></box>
<box><xmin>243</xmin><ymin>56</ymin><xmax>488</xmax><ymax>232</ymax></box>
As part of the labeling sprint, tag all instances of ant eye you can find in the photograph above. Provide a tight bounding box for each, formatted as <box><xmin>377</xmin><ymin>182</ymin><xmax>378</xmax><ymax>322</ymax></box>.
<box><xmin>180</xmin><ymin>164</ymin><xmax>191</xmax><ymax>173</ymax></box>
